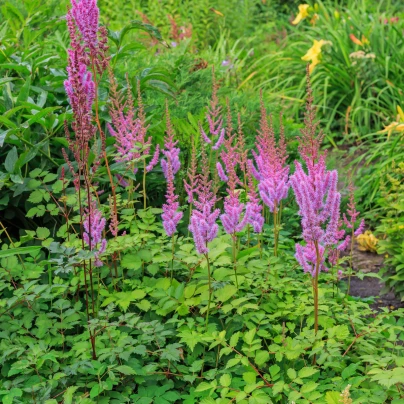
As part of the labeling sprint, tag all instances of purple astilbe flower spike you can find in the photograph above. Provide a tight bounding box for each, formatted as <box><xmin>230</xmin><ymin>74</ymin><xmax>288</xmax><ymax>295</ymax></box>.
<box><xmin>161</xmin><ymin>102</ymin><xmax>180</xmax><ymax>179</ymax></box>
<box><xmin>184</xmin><ymin>141</ymin><xmax>199</xmax><ymax>204</ymax></box>
<box><xmin>252</xmin><ymin>96</ymin><xmax>290</xmax><ymax>212</ymax></box>
<box><xmin>218</xmin><ymin>109</ymin><xmax>249</xmax><ymax>235</ymax></box>
<box><xmin>200</xmin><ymin>122</ymin><xmax>211</xmax><ymax>144</ymax></box>
<box><xmin>83</xmin><ymin>199</ymin><xmax>107</xmax><ymax>266</ymax></box>
<box><xmin>67</xmin><ymin>0</ymin><xmax>109</xmax><ymax>74</ymax></box>
<box><xmin>200</xmin><ymin>67</ymin><xmax>224</xmax><ymax>147</ymax></box>
<box><xmin>216</xmin><ymin>162</ymin><xmax>228</xmax><ymax>182</ymax></box>
<box><xmin>343</xmin><ymin>180</ymin><xmax>365</xmax><ymax>236</ymax></box>
<box><xmin>246</xmin><ymin>160</ymin><xmax>264</xmax><ymax>233</ymax></box>
<box><xmin>189</xmin><ymin>148</ymin><xmax>220</xmax><ymax>254</ymax></box>
<box><xmin>108</xmin><ymin>77</ymin><xmax>156</xmax><ymax>175</ymax></box>
<box><xmin>212</xmin><ymin>128</ymin><xmax>225</xmax><ymax>150</ymax></box>
<box><xmin>146</xmin><ymin>144</ymin><xmax>160</xmax><ymax>172</ymax></box>
<box><xmin>290</xmin><ymin>71</ymin><xmax>341</xmax><ymax>277</ymax></box>
<box><xmin>69</xmin><ymin>0</ymin><xmax>99</xmax><ymax>50</ymax></box>
<box><xmin>162</xmin><ymin>161</ymin><xmax>183</xmax><ymax>236</ymax></box>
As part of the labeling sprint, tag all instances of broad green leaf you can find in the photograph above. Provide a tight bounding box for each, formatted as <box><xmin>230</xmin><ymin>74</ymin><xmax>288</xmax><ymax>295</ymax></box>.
<box><xmin>0</xmin><ymin>246</ymin><xmax>41</xmax><ymax>258</ymax></box>
<box><xmin>5</xmin><ymin>147</ymin><xmax>18</xmax><ymax>173</ymax></box>
<box><xmin>325</xmin><ymin>391</ymin><xmax>341</xmax><ymax>404</ymax></box>
<box><xmin>220</xmin><ymin>373</ymin><xmax>231</xmax><ymax>387</ymax></box>
<box><xmin>298</xmin><ymin>367</ymin><xmax>319</xmax><ymax>378</ymax></box>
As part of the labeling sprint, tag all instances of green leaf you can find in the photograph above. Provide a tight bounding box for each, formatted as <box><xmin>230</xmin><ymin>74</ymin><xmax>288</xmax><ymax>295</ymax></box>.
<box><xmin>272</xmin><ymin>381</ymin><xmax>285</xmax><ymax>396</ymax></box>
<box><xmin>63</xmin><ymin>386</ymin><xmax>79</xmax><ymax>404</ymax></box>
<box><xmin>215</xmin><ymin>285</ymin><xmax>238</xmax><ymax>303</ymax></box>
<box><xmin>255</xmin><ymin>351</ymin><xmax>269</xmax><ymax>366</ymax></box>
<box><xmin>341</xmin><ymin>363</ymin><xmax>358</xmax><ymax>379</ymax></box>
<box><xmin>269</xmin><ymin>365</ymin><xmax>280</xmax><ymax>379</ymax></box>
<box><xmin>287</xmin><ymin>368</ymin><xmax>297</xmax><ymax>380</ymax></box>
<box><xmin>5</xmin><ymin>147</ymin><xmax>18</xmax><ymax>173</ymax></box>
<box><xmin>36</xmin><ymin>227</ymin><xmax>50</xmax><ymax>240</ymax></box>
<box><xmin>300</xmin><ymin>381</ymin><xmax>318</xmax><ymax>394</ymax></box>
<box><xmin>17</xmin><ymin>77</ymin><xmax>31</xmax><ymax>104</ymax></box>
<box><xmin>298</xmin><ymin>367</ymin><xmax>319</xmax><ymax>378</ymax></box>
<box><xmin>243</xmin><ymin>372</ymin><xmax>256</xmax><ymax>385</ymax></box>
<box><xmin>244</xmin><ymin>328</ymin><xmax>256</xmax><ymax>345</ymax></box>
<box><xmin>195</xmin><ymin>382</ymin><xmax>213</xmax><ymax>392</ymax></box>
<box><xmin>226</xmin><ymin>357</ymin><xmax>241</xmax><ymax>369</ymax></box>
<box><xmin>90</xmin><ymin>384</ymin><xmax>100</xmax><ymax>398</ymax></box>
<box><xmin>0</xmin><ymin>246</ymin><xmax>41</xmax><ymax>258</ymax></box>
<box><xmin>116</xmin><ymin>365</ymin><xmax>136</xmax><ymax>375</ymax></box>
<box><xmin>220</xmin><ymin>373</ymin><xmax>231</xmax><ymax>387</ymax></box>
<box><xmin>229</xmin><ymin>332</ymin><xmax>240</xmax><ymax>348</ymax></box>
<box><xmin>325</xmin><ymin>391</ymin><xmax>341</xmax><ymax>404</ymax></box>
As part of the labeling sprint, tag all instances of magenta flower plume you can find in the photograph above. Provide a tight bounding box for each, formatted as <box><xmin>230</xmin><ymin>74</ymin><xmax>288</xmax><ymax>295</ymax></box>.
<box><xmin>252</xmin><ymin>98</ymin><xmax>289</xmax><ymax>212</ymax></box>
<box><xmin>291</xmin><ymin>75</ymin><xmax>341</xmax><ymax>277</ymax></box>
<box><xmin>108</xmin><ymin>79</ymin><xmax>155</xmax><ymax>174</ymax></box>
<box><xmin>217</xmin><ymin>109</ymin><xmax>249</xmax><ymax>234</ymax></box>
<box><xmin>69</xmin><ymin>0</ymin><xmax>99</xmax><ymax>50</ymax></box>
<box><xmin>189</xmin><ymin>148</ymin><xmax>220</xmax><ymax>254</ymax></box>
<box><xmin>343</xmin><ymin>180</ymin><xmax>365</xmax><ymax>237</ymax></box>
<box><xmin>184</xmin><ymin>142</ymin><xmax>199</xmax><ymax>203</ymax></box>
<box><xmin>200</xmin><ymin>67</ymin><xmax>224</xmax><ymax>147</ymax></box>
<box><xmin>146</xmin><ymin>144</ymin><xmax>160</xmax><ymax>172</ymax></box>
<box><xmin>162</xmin><ymin>161</ymin><xmax>183</xmax><ymax>236</ymax></box>
<box><xmin>246</xmin><ymin>160</ymin><xmax>264</xmax><ymax>233</ymax></box>
<box><xmin>66</xmin><ymin>0</ymin><xmax>108</xmax><ymax>74</ymax></box>
<box><xmin>161</xmin><ymin>102</ymin><xmax>180</xmax><ymax>179</ymax></box>
<box><xmin>83</xmin><ymin>199</ymin><xmax>107</xmax><ymax>267</ymax></box>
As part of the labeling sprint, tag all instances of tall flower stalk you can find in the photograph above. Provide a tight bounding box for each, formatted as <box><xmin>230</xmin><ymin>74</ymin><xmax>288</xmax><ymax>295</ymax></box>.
<box><xmin>162</xmin><ymin>160</ymin><xmax>183</xmax><ymax>280</ymax></box>
<box><xmin>290</xmin><ymin>69</ymin><xmax>341</xmax><ymax>346</ymax></box>
<box><xmin>218</xmin><ymin>107</ymin><xmax>248</xmax><ymax>289</ymax></box>
<box><xmin>251</xmin><ymin>96</ymin><xmax>289</xmax><ymax>256</ymax></box>
<box><xmin>64</xmin><ymin>0</ymin><xmax>110</xmax><ymax>359</ymax></box>
<box><xmin>189</xmin><ymin>147</ymin><xmax>220</xmax><ymax>327</ymax></box>
<box><xmin>343</xmin><ymin>180</ymin><xmax>365</xmax><ymax>294</ymax></box>
<box><xmin>108</xmin><ymin>74</ymin><xmax>159</xmax><ymax>209</ymax></box>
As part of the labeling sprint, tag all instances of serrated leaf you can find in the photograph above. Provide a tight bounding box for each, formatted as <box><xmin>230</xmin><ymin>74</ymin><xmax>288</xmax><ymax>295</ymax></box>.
<box><xmin>115</xmin><ymin>365</ymin><xmax>136</xmax><ymax>375</ymax></box>
<box><xmin>325</xmin><ymin>391</ymin><xmax>341</xmax><ymax>404</ymax></box>
<box><xmin>220</xmin><ymin>373</ymin><xmax>231</xmax><ymax>387</ymax></box>
<box><xmin>298</xmin><ymin>367</ymin><xmax>319</xmax><ymax>378</ymax></box>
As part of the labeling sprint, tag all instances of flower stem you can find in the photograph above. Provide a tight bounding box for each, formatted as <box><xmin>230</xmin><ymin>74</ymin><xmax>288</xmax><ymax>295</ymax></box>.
<box><xmin>171</xmin><ymin>235</ymin><xmax>175</xmax><ymax>282</ymax></box>
<box><xmin>232</xmin><ymin>235</ymin><xmax>239</xmax><ymax>290</ymax></box>
<box><xmin>205</xmin><ymin>252</ymin><xmax>212</xmax><ymax>329</ymax></box>
<box><xmin>143</xmin><ymin>159</ymin><xmax>147</xmax><ymax>210</ymax></box>
<box><xmin>347</xmin><ymin>228</ymin><xmax>355</xmax><ymax>295</ymax></box>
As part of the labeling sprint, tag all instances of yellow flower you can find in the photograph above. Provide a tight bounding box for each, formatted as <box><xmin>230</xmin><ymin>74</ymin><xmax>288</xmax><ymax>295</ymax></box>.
<box><xmin>292</xmin><ymin>4</ymin><xmax>310</xmax><ymax>25</ymax></box>
<box><xmin>357</xmin><ymin>231</ymin><xmax>378</xmax><ymax>253</ymax></box>
<box><xmin>378</xmin><ymin>105</ymin><xmax>404</xmax><ymax>138</ymax></box>
<box><xmin>301</xmin><ymin>39</ymin><xmax>328</xmax><ymax>73</ymax></box>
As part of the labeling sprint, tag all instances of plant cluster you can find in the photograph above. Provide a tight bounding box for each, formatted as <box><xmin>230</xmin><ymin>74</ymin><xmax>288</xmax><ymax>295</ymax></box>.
<box><xmin>0</xmin><ymin>0</ymin><xmax>403</xmax><ymax>403</ymax></box>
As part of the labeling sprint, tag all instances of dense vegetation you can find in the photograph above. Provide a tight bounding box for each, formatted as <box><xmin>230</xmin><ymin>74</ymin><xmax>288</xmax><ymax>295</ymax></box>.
<box><xmin>0</xmin><ymin>0</ymin><xmax>403</xmax><ymax>403</ymax></box>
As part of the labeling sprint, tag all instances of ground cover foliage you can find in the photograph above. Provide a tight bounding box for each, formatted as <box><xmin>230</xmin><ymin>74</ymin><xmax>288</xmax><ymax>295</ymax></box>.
<box><xmin>0</xmin><ymin>0</ymin><xmax>404</xmax><ymax>403</ymax></box>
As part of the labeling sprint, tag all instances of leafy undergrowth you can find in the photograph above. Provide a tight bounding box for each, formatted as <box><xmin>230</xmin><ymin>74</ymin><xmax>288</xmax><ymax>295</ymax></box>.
<box><xmin>1</xmin><ymin>225</ymin><xmax>404</xmax><ymax>403</ymax></box>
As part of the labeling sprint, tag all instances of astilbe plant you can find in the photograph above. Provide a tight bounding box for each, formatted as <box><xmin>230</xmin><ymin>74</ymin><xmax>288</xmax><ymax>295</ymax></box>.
<box><xmin>161</xmin><ymin>102</ymin><xmax>180</xmax><ymax>180</ymax></box>
<box><xmin>251</xmin><ymin>96</ymin><xmax>289</xmax><ymax>256</ymax></box>
<box><xmin>183</xmin><ymin>139</ymin><xmax>199</xmax><ymax>223</ymax></box>
<box><xmin>189</xmin><ymin>147</ymin><xmax>220</xmax><ymax>327</ymax></box>
<box><xmin>162</xmin><ymin>160</ymin><xmax>183</xmax><ymax>280</ymax></box>
<box><xmin>290</xmin><ymin>69</ymin><xmax>341</xmax><ymax>345</ymax></box>
<box><xmin>108</xmin><ymin>74</ymin><xmax>159</xmax><ymax>209</ymax></box>
<box><xmin>342</xmin><ymin>180</ymin><xmax>365</xmax><ymax>293</ymax></box>
<box><xmin>64</xmin><ymin>0</ymin><xmax>110</xmax><ymax>360</ymax></box>
<box><xmin>200</xmin><ymin>67</ymin><xmax>225</xmax><ymax>150</ymax></box>
<box><xmin>218</xmin><ymin>107</ymin><xmax>249</xmax><ymax>289</ymax></box>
